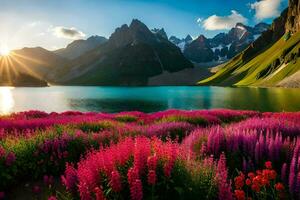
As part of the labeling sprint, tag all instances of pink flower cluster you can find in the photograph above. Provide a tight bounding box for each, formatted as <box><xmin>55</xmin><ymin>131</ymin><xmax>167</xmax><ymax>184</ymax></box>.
<box><xmin>145</xmin><ymin>122</ymin><xmax>194</xmax><ymax>139</ymax></box>
<box><xmin>1</xmin><ymin>109</ymin><xmax>300</xmax><ymax>199</ymax></box>
<box><xmin>216</xmin><ymin>153</ymin><xmax>233</xmax><ymax>200</ymax></box>
<box><xmin>62</xmin><ymin>137</ymin><xmax>185</xmax><ymax>200</ymax></box>
<box><xmin>182</xmin><ymin>112</ymin><xmax>300</xmax><ymax>198</ymax></box>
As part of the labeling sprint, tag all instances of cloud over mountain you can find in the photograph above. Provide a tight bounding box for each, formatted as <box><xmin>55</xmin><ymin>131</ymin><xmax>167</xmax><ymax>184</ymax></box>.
<box><xmin>202</xmin><ymin>10</ymin><xmax>247</xmax><ymax>30</ymax></box>
<box><xmin>53</xmin><ymin>26</ymin><xmax>86</xmax><ymax>39</ymax></box>
<box><xmin>250</xmin><ymin>0</ymin><xmax>282</xmax><ymax>20</ymax></box>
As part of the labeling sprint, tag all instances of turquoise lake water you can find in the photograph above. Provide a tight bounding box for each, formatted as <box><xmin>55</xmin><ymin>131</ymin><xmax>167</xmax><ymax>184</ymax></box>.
<box><xmin>0</xmin><ymin>86</ymin><xmax>299</xmax><ymax>114</ymax></box>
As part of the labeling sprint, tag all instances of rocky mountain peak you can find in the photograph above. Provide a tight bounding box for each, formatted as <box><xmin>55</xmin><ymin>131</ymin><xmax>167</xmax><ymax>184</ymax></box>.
<box><xmin>196</xmin><ymin>35</ymin><xmax>207</xmax><ymax>43</ymax></box>
<box><xmin>152</xmin><ymin>28</ymin><xmax>168</xmax><ymax>39</ymax></box>
<box><xmin>129</xmin><ymin>19</ymin><xmax>148</xmax><ymax>31</ymax></box>
<box><xmin>108</xmin><ymin>19</ymin><xmax>156</xmax><ymax>48</ymax></box>
<box><xmin>185</xmin><ymin>35</ymin><xmax>193</xmax><ymax>42</ymax></box>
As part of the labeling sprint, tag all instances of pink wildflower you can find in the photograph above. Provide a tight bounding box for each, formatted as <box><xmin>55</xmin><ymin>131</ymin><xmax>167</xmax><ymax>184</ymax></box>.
<box><xmin>110</xmin><ymin>170</ymin><xmax>122</xmax><ymax>192</ymax></box>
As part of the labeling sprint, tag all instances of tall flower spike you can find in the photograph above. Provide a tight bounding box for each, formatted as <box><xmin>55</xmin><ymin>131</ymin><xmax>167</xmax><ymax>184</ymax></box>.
<box><xmin>94</xmin><ymin>187</ymin><xmax>106</xmax><ymax>200</ymax></box>
<box><xmin>110</xmin><ymin>170</ymin><xmax>122</xmax><ymax>192</ymax></box>
<box><xmin>217</xmin><ymin>153</ymin><xmax>233</xmax><ymax>200</ymax></box>
<box><xmin>281</xmin><ymin>163</ymin><xmax>287</xmax><ymax>183</ymax></box>
<box><xmin>61</xmin><ymin>163</ymin><xmax>78</xmax><ymax>193</ymax></box>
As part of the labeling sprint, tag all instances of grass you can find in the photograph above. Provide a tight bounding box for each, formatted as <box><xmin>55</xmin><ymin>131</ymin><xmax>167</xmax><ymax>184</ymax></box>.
<box><xmin>199</xmin><ymin>31</ymin><xmax>300</xmax><ymax>87</ymax></box>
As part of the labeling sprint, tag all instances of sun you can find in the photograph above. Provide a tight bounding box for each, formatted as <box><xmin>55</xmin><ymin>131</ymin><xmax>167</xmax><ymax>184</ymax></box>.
<box><xmin>0</xmin><ymin>45</ymin><xmax>11</xmax><ymax>56</ymax></box>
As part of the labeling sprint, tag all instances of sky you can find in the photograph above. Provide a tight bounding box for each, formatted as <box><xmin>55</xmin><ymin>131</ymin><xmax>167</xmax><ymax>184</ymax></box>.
<box><xmin>0</xmin><ymin>0</ymin><xmax>288</xmax><ymax>51</ymax></box>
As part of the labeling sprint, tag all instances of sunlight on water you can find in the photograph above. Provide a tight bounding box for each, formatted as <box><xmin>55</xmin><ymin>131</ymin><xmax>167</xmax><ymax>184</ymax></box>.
<box><xmin>0</xmin><ymin>86</ymin><xmax>299</xmax><ymax>114</ymax></box>
<box><xmin>0</xmin><ymin>87</ymin><xmax>14</xmax><ymax>115</ymax></box>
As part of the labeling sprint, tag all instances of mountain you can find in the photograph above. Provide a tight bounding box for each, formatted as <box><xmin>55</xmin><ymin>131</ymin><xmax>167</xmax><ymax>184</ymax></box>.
<box><xmin>169</xmin><ymin>35</ymin><xmax>193</xmax><ymax>51</ymax></box>
<box><xmin>152</xmin><ymin>28</ymin><xmax>168</xmax><ymax>39</ymax></box>
<box><xmin>199</xmin><ymin>0</ymin><xmax>300</xmax><ymax>88</ymax></box>
<box><xmin>0</xmin><ymin>47</ymin><xmax>68</xmax><ymax>86</ymax></box>
<box><xmin>53</xmin><ymin>19</ymin><xmax>193</xmax><ymax>86</ymax></box>
<box><xmin>54</xmin><ymin>36</ymin><xmax>108</xmax><ymax>59</ymax></box>
<box><xmin>170</xmin><ymin>23</ymin><xmax>269</xmax><ymax>63</ymax></box>
<box><xmin>184</xmin><ymin>35</ymin><xmax>215</xmax><ymax>63</ymax></box>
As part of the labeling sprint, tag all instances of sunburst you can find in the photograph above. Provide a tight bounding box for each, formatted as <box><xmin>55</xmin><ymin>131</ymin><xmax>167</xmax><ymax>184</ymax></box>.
<box><xmin>0</xmin><ymin>45</ymin><xmax>11</xmax><ymax>56</ymax></box>
<box><xmin>0</xmin><ymin>45</ymin><xmax>46</xmax><ymax>86</ymax></box>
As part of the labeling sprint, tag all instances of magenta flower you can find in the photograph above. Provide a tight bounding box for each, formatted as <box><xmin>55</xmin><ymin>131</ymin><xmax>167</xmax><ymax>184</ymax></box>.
<box><xmin>61</xmin><ymin>163</ymin><xmax>78</xmax><ymax>193</ymax></box>
<box><xmin>110</xmin><ymin>170</ymin><xmax>122</xmax><ymax>192</ymax></box>
<box><xmin>147</xmin><ymin>155</ymin><xmax>158</xmax><ymax>170</ymax></box>
<box><xmin>281</xmin><ymin>163</ymin><xmax>287</xmax><ymax>183</ymax></box>
<box><xmin>130</xmin><ymin>179</ymin><xmax>143</xmax><ymax>200</ymax></box>
<box><xmin>216</xmin><ymin>153</ymin><xmax>233</xmax><ymax>200</ymax></box>
<box><xmin>94</xmin><ymin>187</ymin><xmax>106</xmax><ymax>200</ymax></box>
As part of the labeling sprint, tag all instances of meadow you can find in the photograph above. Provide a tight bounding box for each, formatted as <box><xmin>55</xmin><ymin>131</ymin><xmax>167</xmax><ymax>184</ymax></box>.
<box><xmin>0</xmin><ymin>109</ymin><xmax>299</xmax><ymax>200</ymax></box>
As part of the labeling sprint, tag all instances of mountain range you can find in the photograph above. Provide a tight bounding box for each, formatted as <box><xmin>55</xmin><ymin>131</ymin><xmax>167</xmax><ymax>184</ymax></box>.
<box><xmin>199</xmin><ymin>0</ymin><xmax>300</xmax><ymax>88</ymax></box>
<box><xmin>51</xmin><ymin>19</ymin><xmax>193</xmax><ymax>86</ymax></box>
<box><xmin>1</xmin><ymin>0</ymin><xmax>300</xmax><ymax>88</ymax></box>
<box><xmin>170</xmin><ymin>23</ymin><xmax>270</xmax><ymax>63</ymax></box>
<box><xmin>0</xmin><ymin>20</ymin><xmax>195</xmax><ymax>86</ymax></box>
<box><xmin>0</xmin><ymin>47</ymin><xmax>67</xmax><ymax>86</ymax></box>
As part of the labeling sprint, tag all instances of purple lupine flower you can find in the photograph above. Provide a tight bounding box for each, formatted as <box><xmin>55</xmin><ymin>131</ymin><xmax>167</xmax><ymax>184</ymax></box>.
<box><xmin>61</xmin><ymin>163</ymin><xmax>78</xmax><ymax>193</ymax></box>
<box><xmin>289</xmin><ymin>156</ymin><xmax>296</xmax><ymax>194</ymax></box>
<box><xmin>216</xmin><ymin>153</ymin><xmax>233</xmax><ymax>200</ymax></box>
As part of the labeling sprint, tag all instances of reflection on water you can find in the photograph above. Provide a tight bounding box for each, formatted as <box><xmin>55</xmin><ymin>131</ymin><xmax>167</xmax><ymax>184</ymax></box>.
<box><xmin>0</xmin><ymin>86</ymin><xmax>299</xmax><ymax>114</ymax></box>
<box><xmin>0</xmin><ymin>87</ymin><xmax>14</xmax><ymax>114</ymax></box>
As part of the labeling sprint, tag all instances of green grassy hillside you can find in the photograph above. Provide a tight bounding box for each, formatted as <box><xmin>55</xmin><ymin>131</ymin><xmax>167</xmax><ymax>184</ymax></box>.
<box><xmin>199</xmin><ymin>31</ymin><xmax>300</xmax><ymax>87</ymax></box>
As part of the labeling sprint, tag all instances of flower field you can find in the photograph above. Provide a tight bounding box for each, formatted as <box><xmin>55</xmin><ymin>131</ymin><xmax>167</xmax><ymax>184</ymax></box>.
<box><xmin>0</xmin><ymin>109</ymin><xmax>299</xmax><ymax>199</ymax></box>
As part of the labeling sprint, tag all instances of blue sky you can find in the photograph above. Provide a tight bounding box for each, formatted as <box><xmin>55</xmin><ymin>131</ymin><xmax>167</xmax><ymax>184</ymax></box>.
<box><xmin>0</xmin><ymin>0</ymin><xmax>288</xmax><ymax>50</ymax></box>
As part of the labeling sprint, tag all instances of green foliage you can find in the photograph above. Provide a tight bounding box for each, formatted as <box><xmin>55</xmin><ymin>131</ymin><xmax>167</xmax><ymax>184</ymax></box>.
<box><xmin>115</xmin><ymin>115</ymin><xmax>138</xmax><ymax>122</ymax></box>
<box><xmin>77</xmin><ymin>121</ymin><xmax>115</xmax><ymax>133</ymax></box>
<box><xmin>0</xmin><ymin>128</ymin><xmax>99</xmax><ymax>189</ymax></box>
<box><xmin>199</xmin><ymin>32</ymin><xmax>300</xmax><ymax>87</ymax></box>
<box><xmin>159</xmin><ymin>115</ymin><xmax>208</xmax><ymax>126</ymax></box>
<box><xmin>284</xmin><ymin>32</ymin><xmax>291</xmax><ymax>41</ymax></box>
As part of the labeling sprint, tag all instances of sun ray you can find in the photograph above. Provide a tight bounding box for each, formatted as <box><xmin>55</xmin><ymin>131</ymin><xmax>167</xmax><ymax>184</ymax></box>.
<box><xmin>9</xmin><ymin>55</ymin><xmax>42</xmax><ymax>79</ymax></box>
<box><xmin>3</xmin><ymin>56</ymin><xmax>13</xmax><ymax>84</ymax></box>
<box><xmin>10</xmin><ymin>51</ymin><xmax>47</xmax><ymax>66</ymax></box>
<box><xmin>6</xmin><ymin>55</ymin><xmax>19</xmax><ymax>77</ymax></box>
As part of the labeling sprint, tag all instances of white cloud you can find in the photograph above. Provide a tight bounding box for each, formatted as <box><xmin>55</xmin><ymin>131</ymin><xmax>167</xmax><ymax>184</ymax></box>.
<box><xmin>250</xmin><ymin>0</ymin><xmax>281</xmax><ymax>20</ymax></box>
<box><xmin>52</xmin><ymin>26</ymin><xmax>86</xmax><ymax>40</ymax></box>
<box><xmin>202</xmin><ymin>10</ymin><xmax>247</xmax><ymax>30</ymax></box>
